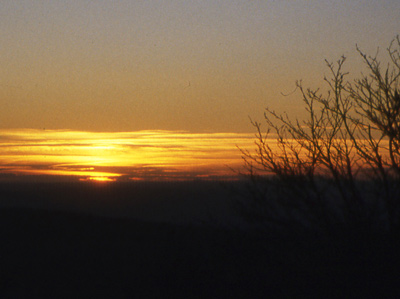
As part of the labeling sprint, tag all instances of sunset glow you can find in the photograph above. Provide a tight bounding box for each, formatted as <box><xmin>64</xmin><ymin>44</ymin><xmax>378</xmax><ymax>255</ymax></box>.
<box><xmin>79</xmin><ymin>177</ymin><xmax>117</xmax><ymax>183</ymax></box>
<box><xmin>1</xmin><ymin>2</ymin><xmax>398</xmax><ymax>182</ymax></box>
<box><xmin>0</xmin><ymin>129</ymin><xmax>257</xmax><ymax>181</ymax></box>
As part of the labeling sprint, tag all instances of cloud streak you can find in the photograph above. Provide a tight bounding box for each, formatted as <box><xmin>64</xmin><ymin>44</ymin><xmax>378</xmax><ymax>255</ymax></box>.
<box><xmin>0</xmin><ymin>129</ymin><xmax>258</xmax><ymax>181</ymax></box>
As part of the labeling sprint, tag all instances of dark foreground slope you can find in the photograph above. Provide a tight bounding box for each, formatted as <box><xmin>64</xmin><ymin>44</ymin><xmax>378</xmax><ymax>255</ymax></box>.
<box><xmin>1</xmin><ymin>182</ymin><xmax>400</xmax><ymax>298</ymax></box>
<box><xmin>2</xmin><ymin>210</ymin><xmax>400</xmax><ymax>298</ymax></box>
<box><xmin>0</xmin><ymin>208</ymin><xmax>274</xmax><ymax>298</ymax></box>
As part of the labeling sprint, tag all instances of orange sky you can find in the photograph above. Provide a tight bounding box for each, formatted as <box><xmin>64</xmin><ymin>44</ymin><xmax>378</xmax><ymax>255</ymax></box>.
<box><xmin>1</xmin><ymin>1</ymin><xmax>399</xmax><ymax>133</ymax></box>
<box><xmin>0</xmin><ymin>2</ymin><xmax>399</xmax><ymax>181</ymax></box>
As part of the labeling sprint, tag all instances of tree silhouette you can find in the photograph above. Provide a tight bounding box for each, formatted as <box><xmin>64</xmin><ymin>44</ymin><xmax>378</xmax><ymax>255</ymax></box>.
<box><xmin>240</xmin><ymin>36</ymin><xmax>400</xmax><ymax>235</ymax></box>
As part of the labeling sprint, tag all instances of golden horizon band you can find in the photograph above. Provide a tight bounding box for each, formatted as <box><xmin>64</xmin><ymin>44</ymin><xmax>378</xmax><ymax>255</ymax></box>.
<box><xmin>0</xmin><ymin>129</ymin><xmax>257</xmax><ymax>181</ymax></box>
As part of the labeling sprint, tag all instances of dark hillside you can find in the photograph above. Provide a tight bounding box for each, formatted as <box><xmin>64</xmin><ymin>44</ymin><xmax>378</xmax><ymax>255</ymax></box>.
<box><xmin>1</xmin><ymin>182</ymin><xmax>400</xmax><ymax>297</ymax></box>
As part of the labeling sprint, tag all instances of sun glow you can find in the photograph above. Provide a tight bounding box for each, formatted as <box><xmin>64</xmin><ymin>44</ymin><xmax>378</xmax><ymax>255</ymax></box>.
<box><xmin>0</xmin><ymin>129</ymin><xmax>256</xmax><ymax>181</ymax></box>
<box><xmin>79</xmin><ymin>177</ymin><xmax>117</xmax><ymax>182</ymax></box>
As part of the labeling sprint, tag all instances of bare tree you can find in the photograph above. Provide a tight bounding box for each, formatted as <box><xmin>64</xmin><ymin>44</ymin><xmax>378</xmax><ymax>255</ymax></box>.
<box><xmin>240</xmin><ymin>36</ymin><xmax>400</xmax><ymax>234</ymax></box>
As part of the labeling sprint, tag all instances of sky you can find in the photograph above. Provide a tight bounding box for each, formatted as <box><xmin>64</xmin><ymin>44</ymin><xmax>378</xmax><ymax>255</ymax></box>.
<box><xmin>1</xmin><ymin>0</ymin><xmax>399</xmax><ymax>133</ymax></box>
<box><xmin>0</xmin><ymin>129</ymin><xmax>258</xmax><ymax>181</ymax></box>
<box><xmin>0</xmin><ymin>1</ymin><xmax>398</xmax><ymax>181</ymax></box>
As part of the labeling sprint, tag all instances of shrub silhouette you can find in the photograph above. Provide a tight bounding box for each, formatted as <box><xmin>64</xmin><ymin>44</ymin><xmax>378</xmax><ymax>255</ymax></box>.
<box><xmin>240</xmin><ymin>36</ymin><xmax>400</xmax><ymax>236</ymax></box>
